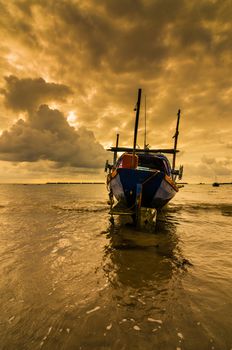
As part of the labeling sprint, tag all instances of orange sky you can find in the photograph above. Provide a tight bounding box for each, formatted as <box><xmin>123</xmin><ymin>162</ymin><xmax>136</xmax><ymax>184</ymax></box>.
<box><xmin>0</xmin><ymin>0</ymin><xmax>231</xmax><ymax>183</ymax></box>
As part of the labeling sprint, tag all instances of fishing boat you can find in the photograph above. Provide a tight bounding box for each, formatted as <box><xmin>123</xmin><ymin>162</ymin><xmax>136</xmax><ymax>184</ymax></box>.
<box><xmin>105</xmin><ymin>89</ymin><xmax>183</xmax><ymax>225</ymax></box>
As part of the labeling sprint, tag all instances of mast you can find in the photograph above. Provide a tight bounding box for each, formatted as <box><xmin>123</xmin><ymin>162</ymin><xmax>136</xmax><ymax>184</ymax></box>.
<box><xmin>113</xmin><ymin>133</ymin><xmax>119</xmax><ymax>165</ymax></box>
<box><xmin>132</xmin><ymin>88</ymin><xmax>142</xmax><ymax>167</ymax></box>
<box><xmin>144</xmin><ymin>95</ymin><xmax>147</xmax><ymax>149</ymax></box>
<box><xmin>172</xmin><ymin>109</ymin><xmax>181</xmax><ymax>176</ymax></box>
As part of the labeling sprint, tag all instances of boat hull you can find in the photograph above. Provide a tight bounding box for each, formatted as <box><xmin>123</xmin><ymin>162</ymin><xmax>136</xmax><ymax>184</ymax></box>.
<box><xmin>108</xmin><ymin>168</ymin><xmax>178</xmax><ymax>210</ymax></box>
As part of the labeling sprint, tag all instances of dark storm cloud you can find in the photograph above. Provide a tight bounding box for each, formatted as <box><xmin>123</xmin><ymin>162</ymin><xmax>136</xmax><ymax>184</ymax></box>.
<box><xmin>39</xmin><ymin>0</ymin><xmax>177</xmax><ymax>73</ymax></box>
<box><xmin>0</xmin><ymin>104</ymin><xmax>106</xmax><ymax>168</ymax></box>
<box><xmin>2</xmin><ymin>0</ymin><xmax>232</xmax><ymax>72</ymax></box>
<box><xmin>3</xmin><ymin>0</ymin><xmax>230</xmax><ymax>84</ymax></box>
<box><xmin>102</xmin><ymin>0</ymin><xmax>143</xmax><ymax>17</ymax></box>
<box><xmin>1</xmin><ymin>76</ymin><xmax>72</xmax><ymax>111</ymax></box>
<box><xmin>0</xmin><ymin>1</ymin><xmax>40</xmax><ymax>50</ymax></box>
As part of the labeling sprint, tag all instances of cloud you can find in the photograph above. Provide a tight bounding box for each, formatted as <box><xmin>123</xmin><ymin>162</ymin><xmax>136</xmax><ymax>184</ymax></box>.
<box><xmin>0</xmin><ymin>0</ymin><xmax>232</xmax><ymax>182</ymax></box>
<box><xmin>0</xmin><ymin>104</ymin><xmax>106</xmax><ymax>168</ymax></box>
<box><xmin>201</xmin><ymin>156</ymin><xmax>232</xmax><ymax>176</ymax></box>
<box><xmin>1</xmin><ymin>75</ymin><xmax>72</xmax><ymax>111</ymax></box>
<box><xmin>184</xmin><ymin>156</ymin><xmax>232</xmax><ymax>181</ymax></box>
<box><xmin>0</xmin><ymin>159</ymin><xmax>105</xmax><ymax>183</ymax></box>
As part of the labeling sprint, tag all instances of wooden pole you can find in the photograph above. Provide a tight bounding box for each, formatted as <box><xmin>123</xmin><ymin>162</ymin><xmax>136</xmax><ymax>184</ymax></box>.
<box><xmin>132</xmin><ymin>88</ymin><xmax>142</xmax><ymax>167</ymax></box>
<box><xmin>144</xmin><ymin>95</ymin><xmax>147</xmax><ymax>149</ymax></box>
<box><xmin>172</xmin><ymin>109</ymin><xmax>181</xmax><ymax>176</ymax></box>
<box><xmin>113</xmin><ymin>133</ymin><xmax>119</xmax><ymax>165</ymax></box>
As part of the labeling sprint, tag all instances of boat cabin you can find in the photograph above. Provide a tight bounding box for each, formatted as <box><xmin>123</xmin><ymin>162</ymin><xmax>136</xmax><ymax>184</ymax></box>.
<box><xmin>116</xmin><ymin>152</ymin><xmax>171</xmax><ymax>176</ymax></box>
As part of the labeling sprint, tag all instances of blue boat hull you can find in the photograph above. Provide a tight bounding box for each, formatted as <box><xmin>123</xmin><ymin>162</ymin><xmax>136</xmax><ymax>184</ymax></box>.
<box><xmin>109</xmin><ymin>168</ymin><xmax>178</xmax><ymax>210</ymax></box>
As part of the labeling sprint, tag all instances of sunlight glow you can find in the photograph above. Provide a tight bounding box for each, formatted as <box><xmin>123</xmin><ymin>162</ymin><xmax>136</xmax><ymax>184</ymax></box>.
<box><xmin>67</xmin><ymin>111</ymin><xmax>79</xmax><ymax>127</ymax></box>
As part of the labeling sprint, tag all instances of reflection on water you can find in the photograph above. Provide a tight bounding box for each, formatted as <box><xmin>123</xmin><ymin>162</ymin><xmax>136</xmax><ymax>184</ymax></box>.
<box><xmin>103</xmin><ymin>213</ymin><xmax>191</xmax><ymax>291</ymax></box>
<box><xmin>0</xmin><ymin>184</ymin><xmax>231</xmax><ymax>350</ymax></box>
<box><xmin>94</xmin><ymin>213</ymin><xmax>196</xmax><ymax>350</ymax></box>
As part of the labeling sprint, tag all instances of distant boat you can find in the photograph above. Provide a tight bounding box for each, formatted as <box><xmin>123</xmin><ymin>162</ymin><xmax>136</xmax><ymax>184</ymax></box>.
<box><xmin>212</xmin><ymin>182</ymin><xmax>220</xmax><ymax>187</ymax></box>
<box><xmin>105</xmin><ymin>89</ymin><xmax>183</xmax><ymax>225</ymax></box>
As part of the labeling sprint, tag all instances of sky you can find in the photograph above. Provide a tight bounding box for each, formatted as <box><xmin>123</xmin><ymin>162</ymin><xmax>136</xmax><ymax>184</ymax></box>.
<box><xmin>0</xmin><ymin>0</ymin><xmax>231</xmax><ymax>183</ymax></box>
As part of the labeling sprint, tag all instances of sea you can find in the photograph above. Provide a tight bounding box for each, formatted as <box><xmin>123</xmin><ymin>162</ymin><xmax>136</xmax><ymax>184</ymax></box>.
<box><xmin>0</xmin><ymin>183</ymin><xmax>231</xmax><ymax>350</ymax></box>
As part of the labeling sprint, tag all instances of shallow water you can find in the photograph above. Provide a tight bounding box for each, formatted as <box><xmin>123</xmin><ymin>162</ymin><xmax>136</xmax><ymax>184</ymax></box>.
<box><xmin>0</xmin><ymin>184</ymin><xmax>231</xmax><ymax>350</ymax></box>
